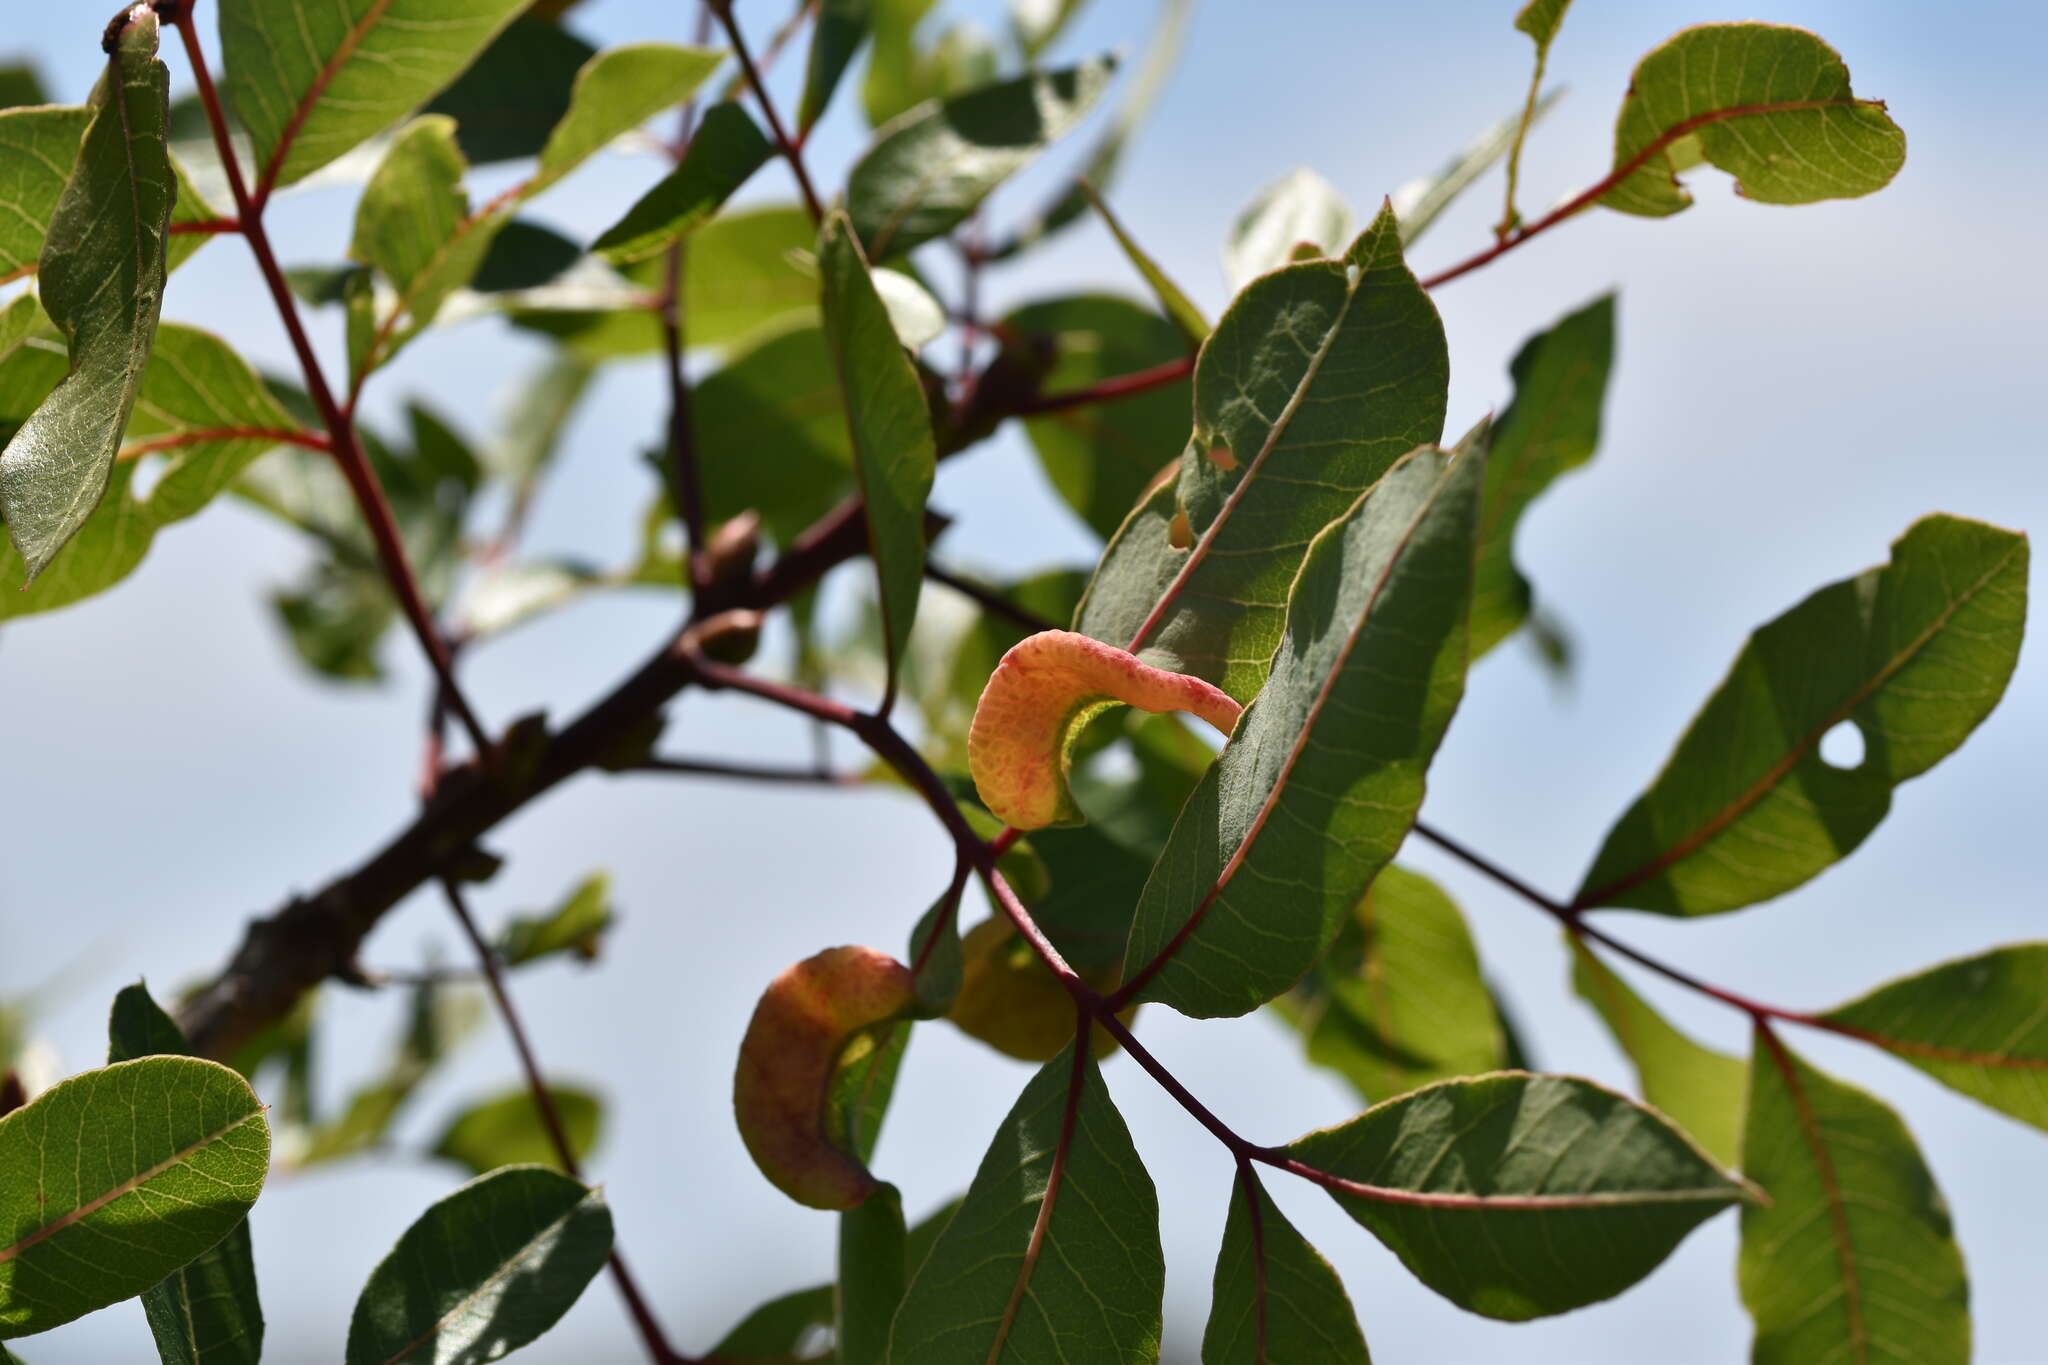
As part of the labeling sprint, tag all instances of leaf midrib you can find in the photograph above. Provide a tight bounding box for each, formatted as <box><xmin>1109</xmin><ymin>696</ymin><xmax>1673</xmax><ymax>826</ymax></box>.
<box><xmin>258</xmin><ymin>0</ymin><xmax>398</xmax><ymax>197</ymax></box>
<box><xmin>377</xmin><ymin>1192</ymin><xmax>596</xmax><ymax>1365</ymax></box>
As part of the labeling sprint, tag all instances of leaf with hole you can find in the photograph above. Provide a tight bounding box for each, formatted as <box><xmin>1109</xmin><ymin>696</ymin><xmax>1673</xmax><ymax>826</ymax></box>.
<box><xmin>886</xmin><ymin>1043</ymin><xmax>1163</xmax><ymax>1363</ymax></box>
<box><xmin>1274</xmin><ymin>866</ymin><xmax>1506</xmax><ymax>1104</ymax></box>
<box><xmin>0</xmin><ymin>1056</ymin><xmax>270</xmax><ymax>1339</ymax></box>
<box><xmin>1741</xmin><ymin>1029</ymin><xmax>1968</xmax><ymax>1365</ymax></box>
<box><xmin>1569</xmin><ymin>942</ymin><xmax>1746</xmax><ymax>1166</ymax></box>
<box><xmin>846</xmin><ymin>55</ymin><xmax>1116</xmax><ymax>258</ymax></box>
<box><xmin>1203</xmin><ymin>1172</ymin><xmax>1370</xmax><ymax>1363</ymax></box>
<box><xmin>0</xmin><ymin>14</ymin><xmax>172</xmax><ymax>582</ymax></box>
<box><xmin>1575</xmin><ymin>515</ymin><xmax>2028</xmax><ymax>914</ymax></box>
<box><xmin>1120</xmin><ymin>438</ymin><xmax>1483</xmax><ymax>1019</ymax></box>
<box><xmin>1075</xmin><ymin>203</ymin><xmax>1450</xmax><ymax>703</ymax></box>
<box><xmin>1288</xmin><ymin>1072</ymin><xmax>1744</xmax><ymax>1320</ymax></box>
<box><xmin>1818</xmin><ymin>943</ymin><xmax>2048</xmax><ymax>1133</ymax></box>
<box><xmin>1599</xmin><ymin>23</ymin><xmax>1905</xmax><ymax>218</ymax></box>
<box><xmin>345</xmin><ymin>1165</ymin><xmax>613</xmax><ymax>1365</ymax></box>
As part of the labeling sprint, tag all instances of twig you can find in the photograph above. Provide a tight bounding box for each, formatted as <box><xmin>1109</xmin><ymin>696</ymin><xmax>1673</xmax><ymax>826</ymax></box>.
<box><xmin>705</xmin><ymin>0</ymin><xmax>825</xmax><ymax>222</ymax></box>
<box><xmin>630</xmin><ymin>755</ymin><xmax>853</xmax><ymax>784</ymax></box>
<box><xmin>924</xmin><ymin>563</ymin><xmax>1059</xmax><ymax>635</ymax></box>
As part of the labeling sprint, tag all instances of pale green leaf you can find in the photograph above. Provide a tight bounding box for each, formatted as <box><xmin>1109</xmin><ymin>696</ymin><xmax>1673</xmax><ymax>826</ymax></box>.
<box><xmin>1289</xmin><ymin>1072</ymin><xmax>1743</xmax><ymax>1320</ymax></box>
<box><xmin>592</xmin><ymin>102</ymin><xmax>772</xmax><ymax>264</ymax></box>
<box><xmin>1392</xmin><ymin>89</ymin><xmax>1563</xmax><ymax>244</ymax></box>
<box><xmin>458</xmin><ymin>559</ymin><xmax>600</xmax><ymax>639</ymax></box>
<box><xmin>888</xmin><ymin>1044</ymin><xmax>1162</xmax><ymax>1363</ymax></box>
<box><xmin>0</xmin><ymin>15</ymin><xmax>172</xmax><ymax>581</ymax></box>
<box><xmin>431</xmin><ymin>1086</ymin><xmax>602</xmax><ymax>1175</ymax></box>
<box><xmin>345</xmin><ymin>1166</ymin><xmax>612</xmax><ymax>1365</ymax></box>
<box><xmin>499</xmin><ymin>873</ymin><xmax>614</xmax><ymax>966</ymax></box>
<box><xmin>1203</xmin><ymin>1172</ymin><xmax>1370</xmax><ymax>1364</ymax></box>
<box><xmin>846</xmin><ymin>55</ymin><xmax>1116</xmax><ymax>257</ymax></box>
<box><xmin>837</xmin><ymin>1181</ymin><xmax>904</xmax><ymax>1365</ymax></box>
<box><xmin>531</xmin><ymin>42</ymin><xmax>723</xmax><ymax>194</ymax></box>
<box><xmin>1121</xmin><ymin>440</ymin><xmax>1483</xmax><ymax>1019</ymax></box>
<box><xmin>1075</xmin><ymin>203</ymin><xmax>1450</xmax><ymax>703</ymax></box>
<box><xmin>1275</xmin><ymin>866</ymin><xmax>1506</xmax><ymax>1103</ymax></box>
<box><xmin>1470</xmin><ymin>293</ymin><xmax>1614</xmax><ymax>659</ymax></box>
<box><xmin>1741</xmin><ymin>1030</ymin><xmax>1967</xmax><ymax>1365</ymax></box>
<box><xmin>818</xmin><ymin>213</ymin><xmax>935</xmax><ymax>691</ymax></box>
<box><xmin>1084</xmin><ymin>184</ymin><xmax>1208</xmax><ymax>345</ymax></box>
<box><xmin>1569</xmin><ymin>942</ymin><xmax>1745</xmax><ymax>1167</ymax></box>
<box><xmin>861</xmin><ymin>0</ymin><xmax>941</xmax><ymax>129</ymax></box>
<box><xmin>350</xmin><ymin>116</ymin><xmax>470</xmax><ymax>322</ymax></box>
<box><xmin>0</xmin><ymin>1057</ymin><xmax>269</xmax><ymax>1339</ymax></box>
<box><xmin>1576</xmin><ymin>515</ymin><xmax>2028</xmax><ymax>914</ymax></box>
<box><xmin>1599</xmin><ymin>23</ymin><xmax>1905</xmax><ymax>219</ymax></box>
<box><xmin>1819</xmin><ymin>943</ymin><xmax>2048</xmax><ymax>1133</ymax></box>
<box><xmin>872</xmin><ymin>266</ymin><xmax>946</xmax><ymax>350</ymax></box>
<box><xmin>1013</xmin><ymin>0</ymin><xmax>1090</xmax><ymax>58</ymax></box>
<box><xmin>220</xmin><ymin>0</ymin><xmax>527</xmax><ymax>190</ymax></box>
<box><xmin>800</xmin><ymin>0</ymin><xmax>875</xmax><ymax>135</ymax></box>
<box><xmin>1223</xmin><ymin>167</ymin><xmax>1355</xmax><ymax>291</ymax></box>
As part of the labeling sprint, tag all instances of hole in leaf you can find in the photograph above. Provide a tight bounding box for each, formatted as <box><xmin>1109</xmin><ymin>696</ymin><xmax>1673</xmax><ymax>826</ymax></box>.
<box><xmin>1167</xmin><ymin>507</ymin><xmax>1193</xmax><ymax>549</ymax></box>
<box><xmin>1205</xmin><ymin>445</ymin><xmax>1238</xmax><ymax>472</ymax></box>
<box><xmin>1819</xmin><ymin>720</ymin><xmax>1865</xmax><ymax>770</ymax></box>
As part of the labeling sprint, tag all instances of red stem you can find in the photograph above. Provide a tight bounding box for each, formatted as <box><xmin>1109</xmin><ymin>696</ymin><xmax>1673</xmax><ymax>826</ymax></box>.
<box><xmin>706</xmin><ymin>0</ymin><xmax>825</xmax><ymax>223</ymax></box>
<box><xmin>119</xmin><ymin>426</ymin><xmax>327</xmax><ymax>461</ymax></box>
<box><xmin>167</xmin><ymin>7</ymin><xmax>492</xmax><ymax>759</ymax></box>
<box><xmin>1014</xmin><ymin>355</ymin><xmax>1194</xmax><ymax>415</ymax></box>
<box><xmin>167</xmin><ymin>216</ymin><xmax>240</xmax><ymax>235</ymax></box>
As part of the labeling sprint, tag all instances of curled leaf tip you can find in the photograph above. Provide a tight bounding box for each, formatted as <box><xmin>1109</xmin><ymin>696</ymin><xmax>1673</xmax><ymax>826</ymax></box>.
<box><xmin>968</xmin><ymin>629</ymin><xmax>1241</xmax><ymax>830</ymax></box>
<box><xmin>733</xmin><ymin>945</ymin><xmax>915</xmax><ymax>1210</ymax></box>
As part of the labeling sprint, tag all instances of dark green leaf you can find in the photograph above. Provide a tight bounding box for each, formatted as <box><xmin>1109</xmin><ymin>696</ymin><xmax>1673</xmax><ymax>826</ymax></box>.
<box><xmin>708</xmin><ymin>1285</ymin><xmax>833</xmax><ymax>1359</ymax></box>
<box><xmin>1569</xmin><ymin>942</ymin><xmax>1745</xmax><ymax>1167</ymax></box>
<box><xmin>1470</xmin><ymin>293</ymin><xmax>1615</xmax><ymax>659</ymax></box>
<box><xmin>0</xmin><ymin>15</ymin><xmax>172</xmax><ymax>581</ymax></box>
<box><xmin>1224</xmin><ymin>167</ymin><xmax>1354</xmax><ymax>291</ymax></box>
<box><xmin>1819</xmin><ymin>943</ymin><xmax>2048</xmax><ymax>1132</ymax></box>
<box><xmin>1600</xmin><ymin>23</ymin><xmax>1905</xmax><ymax>218</ymax></box>
<box><xmin>1275</xmin><ymin>866</ymin><xmax>1506</xmax><ymax>1103</ymax></box>
<box><xmin>0</xmin><ymin>1057</ymin><xmax>269</xmax><ymax>1339</ymax></box>
<box><xmin>800</xmin><ymin>0</ymin><xmax>875</xmax><ymax>135</ymax></box>
<box><xmin>1289</xmin><ymin>1072</ymin><xmax>1744</xmax><ymax>1320</ymax></box>
<box><xmin>1576</xmin><ymin>515</ymin><xmax>2028</xmax><ymax>914</ymax></box>
<box><xmin>691</xmin><ymin>322</ymin><xmax>853</xmax><ymax>543</ymax></box>
<box><xmin>431</xmin><ymin>1085</ymin><xmax>602</xmax><ymax>1175</ymax></box>
<box><xmin>1075</xmin><ymin>203</ymin><xmax>1450</xmax><ymax>703</ymax></box>
<box><xmin>0</xmin><ymin>66</ymin><xmax>46</xmax><ymax>111</ymax></box>
<box><xmin>531</xmin><ymin>42</ymin><xmax>723</xmax><ymax>194</ymax></box>
<box><xmin>499</xmin><ymin>872</ymin><xmax>615</xmax><ymax>965</ymax></box>
<box><xmin>1515</xmin><ymin>0</ymin><xmax>1572</xmax><ymax>47</ymax></box>
<box><xmin>818</xmin><ymin>213</ymin><xmax>935</xmax><ymax>690</ymax></box>
<box><xmin>1741</xmin><ymin>1029</ymin><xmax>1967</xmax><ymax>1365</ymax></box>
<box><xmin>1005</xmin><ymin>295</ymin><xmax>1189</xmax><ymax>541</ymax></box>
<box><xmin>888</xmin><ymin>1044</ymin><xmax>1163</xmax><ymax>1363</ymax></box>
<box><xmin>470</xmin><ymin>219</ymin><xmax>581</xmax><ymax>292</ymax></box>
<box><xmin>836</xmin><ymin>1181</ymin><xmax>904</xmax><ymax>1365</ymax></box>
<box><xmin>220</xmin><ymin>0</ymin><xmax>527</xmax><ymax>190</ymax></box>
<box><xmin>1121</xmin><ymin>439</ymin><xmax>1483</xmax><ymax>1019</ymax></box>
<box><xmin>593</xmin><ymin>102</ymin><xmax>772</xmax><ymax>265</ymax></box>
<box><xmin>104</xmin><ymin>986</ymin><xmax>265</xmax><ymax>1365</ymax></box>
<box><xmin>345</xmin><ymin>1166</ymin><xmax>613</xmax><ymax>1365</ymax></box>
<box><xmin>846</xmin><ymin>56</ymin><xmax>1116</xmax><ymax>258</ymax></box>
<box><xmin>425</xmin><ymin>18</ymin><xmax>596</xmax><ymax>165</ymax></box>
<box><xmin>1203</xmin><ymin>1172</ymin><xmax>1370</xmax><ymax>1364</ymax></box>
<box><xmin>906</xmin><ymin>892</ymin><xmax>964</xmax><ymax>1017</ymax></box>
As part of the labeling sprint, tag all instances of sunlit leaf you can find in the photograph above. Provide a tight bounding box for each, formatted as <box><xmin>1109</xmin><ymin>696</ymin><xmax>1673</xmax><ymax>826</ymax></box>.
<box><xmin>1223</xmin><ymin>167</ymin><xmax>1355</xmax><ymax>292</ymax></box>
<box><xmin>530</xmin><ymin>42</ymin><xmax>723</xmax><ymax>194</ymax></box>
<box><xmin>431</xmin><ymin>1085</ymin><xmax>602</xmax><ymax>1175</ymax></box>
<box><xmin>499</xmin><ymin>872</ymin><xmax>615</xmax><ymax>965</ymax></box>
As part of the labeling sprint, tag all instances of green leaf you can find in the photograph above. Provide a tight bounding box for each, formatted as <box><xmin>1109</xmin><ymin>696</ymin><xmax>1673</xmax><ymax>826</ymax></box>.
<box><xmin>800</xmin><ymin>0</ymin><xmax>875</xmax><ymax>135</ymax></box>
<box><xmin>471</xmin><ymin>219</ymin><xmax>581</xmax><ymax>292</ymax></box>
<box><xmin>708</xmin><ymin>1284</ymin><xmax>833</xmax><ymax>1359</ymax></box>
<box><xmin>345</xmin><ymin>1166</ymin><xmax>613</xmax><ymax>1365</ymax></box>
<box><xmin>1223</xmin><ymin>167</ymin><xmax>1355</xmax><ymax>291</ymax></box>
<box><xmin>1469</xmin><ymin>293</ymin><xmax>1615</xmax><ymax>659</ymax></box>
<box><xmin>0</xmin><ymin>15</ymin><xmax>172</xmax><ymax>582</ymax></box>
<box><xmin>2</xmin><ymin>323</ymin><xmax>300</xmax><ymax>619</ymax></box>
<box><xmin>837</xmin><ymin>1181</ymin><xmax>904</xmax><ymax>1365</ymax></box>
<box><xmin>818</xmin><ymin>213</ymin><xmax>936</xmax><ymax>693</ymax></box>
<box><xmin>425</xmin><ymin>18</ymin><xmax>596</xmax><ymax>165</ymax></box>
<box><xmin>499</xmin><ymin>872</ymin><xmax>615</xmax><ymax>965</ymax></box>
<box><xmin>888</xmin><ymin>1044</ymin><xmax>1163</xmax><ymax>1363</ymax></box>
<box><xmin>297</xmin><ymin>980</ymin><xmax>481</xmax><ymax>1166</ymax></box>
<box><xmin>220</xmin><ymin>0</ymin><xmax>527</xmax><ymax>190</ymax></box>
<box><xmin>906</xmin><ymin>892</ymin><xmax>965</xmax><ymax>1017</ymax></box>
<box><xmin>349</xmin><ymin>116</ymin><xmax>475</xmax><ymax>331</ymax></box>
<box><xmin>1393</xmin><ymin>89</ymin><xmax>1563</xmax><ymax>244</ymax></box>
<box><xmin>1013</xmin><ymin>0</ymin><xmax>1090</xmax><ymax>58</ymax></box>
<box><xmin>431</xmin><ymin>1085</ymin><xmax>602</xmax><ymax>1175</ymax></box>
<box><xmin>0</xmin><ymin>108</ymin><xmax>89</xmax><ymax>282</ymax></box>
<box><xmin>1568</xmin><ymin>942</ymin><xmax>1746</xmax><ymax>1167</ymax></box>
<box><xmin>1599</xmin><ymin>23</ymin><xmax>1905</xmax><ymax>219</ymax></box>
<box><xmin>0</xmin><ymin>1056</ymin><xmax>270</xmax><ymax>1339</ymax></box>
<box><xmin>531</xmin><ymin>42</ymin><xmax>723</xmax><ymax>195</ymax></box>
<box><xmin>1741</xmin><ymin>1029</ymin><xmax>1967</xmax><ymax>1365</ymax></box>
<box><xmin>1275</xmin><ymin>866</ymin><xmax>1505</xmax><ymax>1103</ymax></box>
<box><xmin>846</xmin><ymin>55</ymin><xmax>1116</xmax><ymax>258</ymax></box>
<box><xmin>0</xmin><ymin>65</ymin><xmax>47</xmax><ymax>111</ymax></box>
<box><xmin>1818</xmin><ymin>943</ymin><xmax>2048</xmax><ymax>1133</ymax></box>
<box><xmin>104</xmin><ymin>986</ymin><xmax>266</xmax><ymax>1365</ymax></box>
<box><xmin>1203</xmin><ymin>1172</ymin><xmax>1370</xmax><ymax>1364</ymax></box>
<box><xmin>1120</xmin><ymin>440</ymin><xmax>1483</xmax><ymax>1019</ymax></box>
<box><xmin>1005</xmin><ymin>295</ymin><xmax>1190</xmax><ymax>541</ymax></box>
<box><xmin>1576</xmin><ymin>515</ymin><xmax>2028</xmax><ymax>914</ymax></box>
<box><xmin>1516</xmin><ymin>0</ymin><xmax>1572</xmax><ymax>48</ymax></box>
<box><xmin>592</xmin><ymin>101</ymin><xmax>772</xmax><ymax>265</ymax></box>
<box><xmin>827</xmin><ymin>1019</ymin><xmax>910</xmax><ymax>1168</ymax></box>
<box><xmin>1083</xmin><ymin>185</ymin><xmax>1208</xmax><ymax>345</ymax></box>
<box><xmin>861</xmin><ymin>0</ymin><xmax>942</xmax><ymax>129</ymax></box>
<box><xmin>1074</xmin><ymin>203</ymin><xmax>1450</xmax><ymax>703</ymax></box>
<box><xmin>692</xmin><ymin>322</ymin><xmax>853</xmax><ymax>543</ymax></box>
<box><xmin>1288</xmin><ymin>1072</ymin><xmax>1744</xmax><ymax>1320</ymax></box>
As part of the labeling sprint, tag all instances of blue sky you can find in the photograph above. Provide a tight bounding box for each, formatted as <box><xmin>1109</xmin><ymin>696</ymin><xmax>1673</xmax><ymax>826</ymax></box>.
<box><xmin>3</xmin><ymin>1</ymin><xmax>2044</xmax><ymax>1360</ymax></box>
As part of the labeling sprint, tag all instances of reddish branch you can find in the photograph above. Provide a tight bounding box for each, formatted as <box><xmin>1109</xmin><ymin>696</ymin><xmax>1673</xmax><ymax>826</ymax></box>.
<box><xmin>118</xmin><ymin>426</ymin><xmax>327</xmax><ymax>462</ymax></box>
<box><xmin>705</xmin><ymin>0</ymin><xmax>824</xmax><ymax>222</ymax></box>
